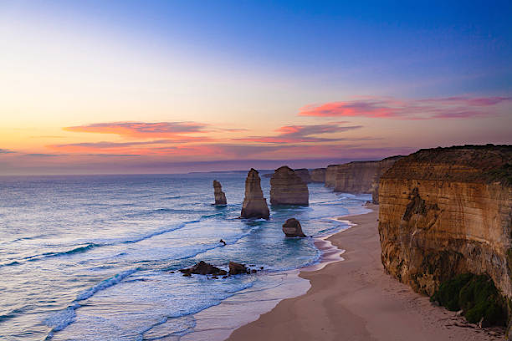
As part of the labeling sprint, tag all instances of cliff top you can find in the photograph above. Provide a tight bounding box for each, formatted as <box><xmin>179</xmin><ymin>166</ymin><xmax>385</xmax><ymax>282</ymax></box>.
<box><xmin>383</xmin><ymin>145</ymin><xmax>512</xmax><ymax>185</ymax></box>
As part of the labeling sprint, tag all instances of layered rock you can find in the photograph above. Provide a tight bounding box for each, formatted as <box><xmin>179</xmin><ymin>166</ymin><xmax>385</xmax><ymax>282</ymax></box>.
<box><xmin>270</xmin><ymin>166</ymin><xmax>309</xmax><ymax>206</ymax></box>
<box><xmin>241</xmin><ymin>168</ymin><xmax>270</xmax><ymax>219</ymax></box>
<box><xmin>311</xmin><ymin>168</ymin><xmax>326</xmax><ymax>183</ymax></box>
<box><xmin>325</xmin><ymin>164</ymin><xmax>341</xmax><ymax>188</ymax></box>
<box><xmin>213</xmin><ymin>180</ymin><xmax>227</xmax><ymax>205</ymax></box>
<box><xmin>282</xmin><ymin>218</ymin><xmax>306</xmax><ymax>237</ymax></box>
<box><xmin>333</xmin><ymin>161</ymin><xmax>380</xmax><ymax>193</ymax></box>
<box><xmin>294</xmin><ymin>168</ymin><xmax>311</xmax><ymax>184</ymax></box>
<box><xmin>371</xmin><ymin>156</ymin><xmax>403</xmax><ymax>203</ymax></box>
<box><xmin>378</xmin><ymin>145</ymin><xmax>512</xmax><ymax>306</ymax></box>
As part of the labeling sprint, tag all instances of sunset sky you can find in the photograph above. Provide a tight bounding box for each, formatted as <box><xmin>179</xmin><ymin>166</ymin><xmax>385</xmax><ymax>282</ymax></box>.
<box><xmin>1</xmin><ymin>1</ymin><xmax>511</xmax><ymax>175</ymax></box>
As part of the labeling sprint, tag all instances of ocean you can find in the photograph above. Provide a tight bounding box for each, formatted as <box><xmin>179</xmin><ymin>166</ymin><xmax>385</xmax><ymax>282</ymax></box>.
<box><xmin>0</xmin><ymin>172</ymin><xmax>370</xmax><ymax>340</ymax></box>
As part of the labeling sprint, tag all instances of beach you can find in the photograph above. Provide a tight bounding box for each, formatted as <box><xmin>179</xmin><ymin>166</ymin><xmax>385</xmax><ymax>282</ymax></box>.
<box><xmin>228</xmin><ymin>204</ymin><xmax>505</xmax><ymax>341</ymax></box>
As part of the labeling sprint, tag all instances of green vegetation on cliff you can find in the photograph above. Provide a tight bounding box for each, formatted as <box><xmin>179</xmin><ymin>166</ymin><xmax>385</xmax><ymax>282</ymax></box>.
<box><xmin>431</xmin><ymin>273</ymin><xmax>507</xmax><ymax>326</ymax></box>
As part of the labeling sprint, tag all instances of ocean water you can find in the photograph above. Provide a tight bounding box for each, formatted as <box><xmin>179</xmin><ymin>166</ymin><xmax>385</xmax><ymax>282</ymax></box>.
<box><xmin>0</xmin><ymin>172</ymin><xmax>370</xmax><ymax>340</ymax></box>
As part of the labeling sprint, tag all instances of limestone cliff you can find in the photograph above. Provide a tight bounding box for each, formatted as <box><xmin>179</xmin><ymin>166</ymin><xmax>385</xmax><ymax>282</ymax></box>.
<box><xmin>213</xmin><ymin>180</ymin><xmax>227</xmax><ymax>205</ymax></box>
<box><xmin>241</xmin><ymin>168</ymin><xmax>270</xmax><ymax>219</ymax></box>
<box><xmin>371</xmin><ymin>156</ymin><xmax>403</xmax><ymax>203</ymax></box>
<box><xmin>378</xmin><ymin>145</ymin><xmax>512</xmax><ymax>305</ymax></box>
<box><xmin>311</xmin><ymin>168</ymin><xmax>326</xmax><ymax>183</ymax></box>
<box><xmin>333</xmin><ymin>161</ymin><xmax>380</xmax><ymax>193</ymax></box>
<box><xmin>270</xmin><ymin>166</ymin><xmax>309</xmax><ymax>206</ymax></box>
<box><xmin>325</xmin><ymin>164</ymin><xmax>340</xmax><ymax>188</ymax></box>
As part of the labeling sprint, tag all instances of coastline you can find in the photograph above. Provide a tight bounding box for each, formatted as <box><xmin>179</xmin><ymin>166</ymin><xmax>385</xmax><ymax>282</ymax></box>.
<box><xmin>227</xmin><ymin>203</ymin><xmax>505</xmax><ymax>341</ymax></box>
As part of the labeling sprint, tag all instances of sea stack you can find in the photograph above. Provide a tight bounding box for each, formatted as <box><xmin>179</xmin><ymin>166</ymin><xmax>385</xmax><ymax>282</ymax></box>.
<box><xmin>282</xmin><ymin>218</ymin><xmax>306</xmax><ymax>237</ymax></box>
<box><xmin>241</xmin><ymin>168</ymin><xmax>270</xmax><ymax>219</ymax></box>
<box><xmin>270</xmin><ymin>166</ymin><xmax>309</xmax><ymax>206</ymax></box>
<box><xmin>310</xmin><ymin>168</ymin><xmax>326</xmax><ymax>183</ymax></box>
<box><xmin>213</xmin><ymin>180</ymin><xmax>227</xmax><ymax>205</ymax></box>
<box><xmin>293</xmin><ymin>168</ymin><xmax>311</xmax><ymax>183</ymax></box>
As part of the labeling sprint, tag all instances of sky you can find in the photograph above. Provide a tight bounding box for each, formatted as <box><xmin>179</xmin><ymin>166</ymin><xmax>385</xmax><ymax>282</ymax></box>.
<box><xmin>1</xmin><ymin>0</ymin><xmax>511</xmax><ymax>175</ymax></box>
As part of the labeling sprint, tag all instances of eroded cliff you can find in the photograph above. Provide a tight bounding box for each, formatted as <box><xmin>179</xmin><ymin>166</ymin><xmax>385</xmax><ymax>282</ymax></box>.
<box><xmin>378</xmin><ymin>146</ymin><xmax>512</xmax><ymax>306</ymax></box>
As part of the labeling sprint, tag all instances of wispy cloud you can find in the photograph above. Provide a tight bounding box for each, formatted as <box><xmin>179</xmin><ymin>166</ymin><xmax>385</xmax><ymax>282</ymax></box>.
<box><xmin>298</xmin><ymin>96</ymin><xmax>512</xmax><ymax>120</ymax></box>
<box><xmin>235</xmin><ymin>124</ymin><xmax>363</xmax><ymax>143</ymax></box>
<box><xmin>63</xmin><ymin>121</ymin><xmax>211</xmax><ymax>139</ymax></box>
<box><xmin>0</xmin><ymin>148</ymin><xmax>15</xmax><ymax>154</ymax></box>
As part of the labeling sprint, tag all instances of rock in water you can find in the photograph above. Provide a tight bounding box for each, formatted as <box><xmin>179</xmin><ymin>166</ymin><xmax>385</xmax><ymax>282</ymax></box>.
<box><xmin>241</xmin><ymin>168</ymin><xmax>270</xmax><ymax>219</ymax></box>
<box><xmin>282</xmin><ymin>218</ymin><xmax>306</xmax><ymax>237</ymax></box>
<box><xmin>228</xmin><ymin>261</ymin><xmax>249</xmax><ymax>275</ymax></box>
<box><xmin>270</xmin><ymin>166</ymin><xmax>309</xmax><ymax>206</ymax></box>
<box><xmin>213</xmin><ymin>180</ymin><xmax>227</xmax><ymax>205</ymax></box>
<box><xmin>179</xmin><ymin>261</ymin><xmax>227</xmax><ymax>276</ymax></box>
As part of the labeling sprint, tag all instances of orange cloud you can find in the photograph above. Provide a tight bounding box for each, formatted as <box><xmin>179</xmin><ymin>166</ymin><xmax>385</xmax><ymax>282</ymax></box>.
<box><xmin>63</xmin><ymin>121</ymin><xmax>211</xmax><ymax>139</ymax></box>
<box><xmin>299</xmin><ymin>96</ymin><xmax>511</xmax><ymax>119</ymax></box>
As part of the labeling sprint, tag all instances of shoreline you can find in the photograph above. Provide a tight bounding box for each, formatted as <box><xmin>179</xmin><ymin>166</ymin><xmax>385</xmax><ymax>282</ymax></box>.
<box><xmin>180</xmin><ymin>205</ymin><xmax>363</xmax><ymax>341</ymax></box>
<box><xmin>227</xmin><ymin>203</ymin><xmax>505</xmax><ymax>341</ymax></box>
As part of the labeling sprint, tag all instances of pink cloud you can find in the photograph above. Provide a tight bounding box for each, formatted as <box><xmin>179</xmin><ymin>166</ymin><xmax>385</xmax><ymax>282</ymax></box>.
<box><xmin>235</xmin><ymin>124</ymin><xmax>363</xmax><ymax>144</ymax></box>
<box><xmin>299</xmin><ymin>95</ymin><xmax>511</xmax><ymax>120</ymax></box>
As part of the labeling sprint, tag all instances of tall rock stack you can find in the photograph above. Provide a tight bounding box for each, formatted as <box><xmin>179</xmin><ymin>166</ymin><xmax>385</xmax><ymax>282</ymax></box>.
<box><xmin>270</xmin><ymin>166</ymin><xmax>309</xmax><ymax>206</ymax></box>
<box><xmin>378</xmin><ymin>145</ymin><xmax>512</xmax><ymax>306</ymax></box>
<box><xmin>310</xmin><ymin>168</ymin><xmax>326</xmax><ymax>183</ymax></box>
<box><xmin>213</xmin><ymin>180</ymin><xmax>227</xmax><ymax>205</ymax></box>
<box><xmin>241</xmin><ymin>169</ymin><xmax>270</xmax><ymax>219</ymax></box>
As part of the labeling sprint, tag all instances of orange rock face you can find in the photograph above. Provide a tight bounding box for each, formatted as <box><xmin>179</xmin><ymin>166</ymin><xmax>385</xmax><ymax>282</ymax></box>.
<box><xmin>378</xmin><ymin>146</ymin><xmax>512</xmax><ymax>302</ymax></box>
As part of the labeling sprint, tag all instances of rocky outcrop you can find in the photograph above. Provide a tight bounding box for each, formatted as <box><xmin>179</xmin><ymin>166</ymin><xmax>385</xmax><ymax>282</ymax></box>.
<box><xmin>241</xmin><ymin>168</ymin><xmax>270</xmax><ymax>219</ymax></box>
<box><xmin>294</xmin><ymin>168</ymin><xmax>311</xmax><ymax>183</ymax></box>
<box><xmin>213</xmin><ymin>180</ymin><xmax>227</xmax><ymax>205</ymax></box>
<box><xmin>311</xmin><ymin>168</ymin><xmax>326</xmax><ymax>183</ymax></box>
<box><xmin>228</xmin><ymin>261</ymin><xmax>250</xmax><ymax>275</ymax></box>
<box><xmin>179</xmin><ymin>261</ymin><xmax>227</xmax><ymax>276</ymax></box>
<box><xmin>270</xmin><ymin>166</ymin><xmax>309</xmax><ymax>206</ymax></box>
<box><xmin>282</xmin><ymin>218</ymin><xmax>306</xmax><ymax>237</ymax></box>
<box><xmin>378</xmin><ymin>145</ymin><xmax>512</xmax><ymax>310</ymax></box>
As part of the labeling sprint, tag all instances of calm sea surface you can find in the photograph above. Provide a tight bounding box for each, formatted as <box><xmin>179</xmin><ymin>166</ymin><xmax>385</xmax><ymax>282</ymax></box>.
<box><xmin>0</xmin><ymin>172</ymin><xmax>370</xmax><ymax>340</ymax></box>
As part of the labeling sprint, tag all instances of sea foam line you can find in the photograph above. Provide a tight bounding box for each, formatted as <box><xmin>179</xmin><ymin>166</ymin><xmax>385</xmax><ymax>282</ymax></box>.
<box><xmin>44</xmin><ymin>268</ymin><xmax>138</xmax><ymax>340</ymax></box>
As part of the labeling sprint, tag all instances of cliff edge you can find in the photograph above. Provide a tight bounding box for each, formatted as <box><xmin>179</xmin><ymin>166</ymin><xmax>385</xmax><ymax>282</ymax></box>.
<box><xmin>378</xmin><ymin>145</ymin><xmax>512</xmax><ymax>327</ymax></box>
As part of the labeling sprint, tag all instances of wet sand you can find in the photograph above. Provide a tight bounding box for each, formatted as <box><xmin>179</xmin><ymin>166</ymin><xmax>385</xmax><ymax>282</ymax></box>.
<box><xmin>228</xmin><ymin>204</ymin><xmax>504</xmax><ymax>341</ymax></box>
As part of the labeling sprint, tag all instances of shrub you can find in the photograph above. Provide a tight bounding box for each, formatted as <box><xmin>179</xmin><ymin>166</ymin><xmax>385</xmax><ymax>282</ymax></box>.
<box><xmin>431</xmin><ymin>273</ymin><xmax>506</xmax><ymax>326</ymax></box>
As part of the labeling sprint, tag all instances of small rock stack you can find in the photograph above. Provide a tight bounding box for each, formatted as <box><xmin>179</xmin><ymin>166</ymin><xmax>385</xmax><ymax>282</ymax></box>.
<box><xmin>213</xmin><ymin>180</ymin><xmax>227</xmax><ymax>205</ymax></box>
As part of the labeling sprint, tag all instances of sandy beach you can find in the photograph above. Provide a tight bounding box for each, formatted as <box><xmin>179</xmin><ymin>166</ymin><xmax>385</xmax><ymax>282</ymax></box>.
<box><xmin>228</xmin><ymin>204</ymin><xmax>505</xmax><ymax>341</ymax></box>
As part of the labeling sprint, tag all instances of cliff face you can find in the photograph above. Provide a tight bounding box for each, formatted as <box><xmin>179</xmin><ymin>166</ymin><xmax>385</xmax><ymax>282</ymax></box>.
<box><xmin>241</xmin><ymin>169</ymin><xmax>270</xmax><ymax>219</ymax></box>
<box><xmin>311</xmin><ymin>168</ymin><xmax>326</xmax><ymax>183</ymax></box>
<box><xmin>270</xmin><ymin>166</ymin><xmax>309</xmax><ymax>205</ymax></box>
<box><xmin>333</xmin><ymin>161</ymin><xmax>380</xmax><ymax>193</ymax></box>
<box><xmin>325</xmin><ymin>165</ymin><xmax>340</xmax><ymax>188</ymax></box>
<box><xmin>371</xmin><ymin>156</ymin><xmax>403</xmax><ymax>203</ymax></box>
<box><xmin>378</xmin><ymin>146</ymin><xmax>512</xmax><ymax>303</ymax></box>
